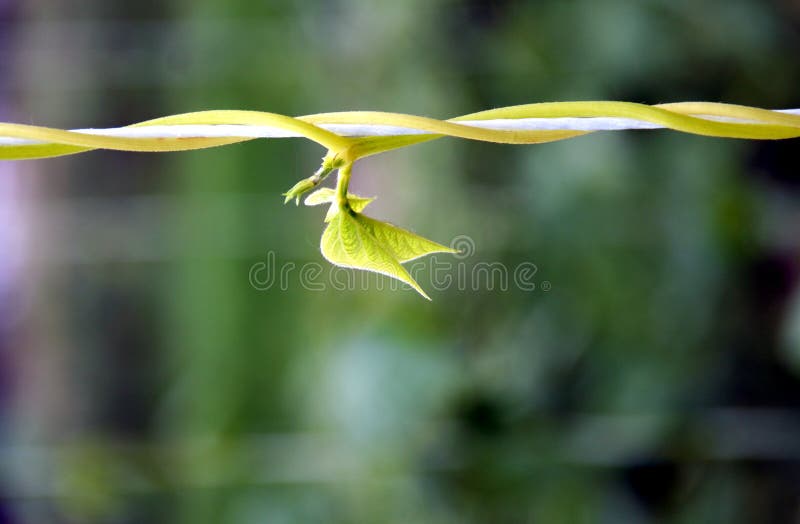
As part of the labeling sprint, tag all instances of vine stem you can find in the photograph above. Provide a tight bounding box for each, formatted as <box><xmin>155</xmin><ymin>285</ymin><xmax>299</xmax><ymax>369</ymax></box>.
<box><xmin>1</xmin><ymin>103</ymin><xmax>799</xmax><ymax>161</ymax></box>
<box><xmin>4</xmin><ymin>111</ymin><xmax>799</xmax><ymax>144</ymax></box>
<box><xmin>335</xmin><ymin>163</ymin><xmax>353</xmax><ymax>211</ymax></box>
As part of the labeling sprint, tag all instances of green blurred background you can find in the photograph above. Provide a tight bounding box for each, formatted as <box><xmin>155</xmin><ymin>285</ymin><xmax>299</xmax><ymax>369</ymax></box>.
<box><xmin>1</xmin><ymin>1</ymin><xmax>800</xmax><ymax>522</ymax></box>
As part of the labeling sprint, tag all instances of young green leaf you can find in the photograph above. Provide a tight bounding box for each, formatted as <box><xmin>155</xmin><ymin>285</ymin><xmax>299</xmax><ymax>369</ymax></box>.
<box><xmin>304</xmin><ymin>187</ymin><xmax>337</xmax><ymax>206</ymax></box>
<box><xmin>320</xmin><ymin>210</ymin><xmax>456</xmax><ymax>300</ymax></box>
<box><xmin>355</xmin><ymin>214</ymin><xmax>458</xmax><ymax>263</ymax></box>
<box><xmin>305</xmin><ymin>188</ymin><xmax>375</xmax><ymax>221</ymax></box>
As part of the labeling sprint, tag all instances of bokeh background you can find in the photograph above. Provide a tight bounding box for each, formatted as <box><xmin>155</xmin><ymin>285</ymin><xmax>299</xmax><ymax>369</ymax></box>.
<box><xmin>1</xmin><ymin>1</ymin><xmax>800</xmax><ymax>522</ymax></box>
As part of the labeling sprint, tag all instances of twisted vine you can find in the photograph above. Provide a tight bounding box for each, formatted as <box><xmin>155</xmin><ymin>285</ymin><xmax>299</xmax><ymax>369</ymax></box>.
<box><xmin>3</xmin><ymin>101</ymin><xmax>798</xmax><ymax>298</ymax></box>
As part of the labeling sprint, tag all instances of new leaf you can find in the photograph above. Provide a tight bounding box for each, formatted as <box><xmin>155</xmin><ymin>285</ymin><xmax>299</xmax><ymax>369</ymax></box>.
<box><xmin>320</xmin><ymin>210</ymin><xmax>457</xmax><ymax>300</ymax></box>
<box><xmin>305</xmin><ymin>188</ymin><xmax>375</xmax><ymax>222</ymax></box>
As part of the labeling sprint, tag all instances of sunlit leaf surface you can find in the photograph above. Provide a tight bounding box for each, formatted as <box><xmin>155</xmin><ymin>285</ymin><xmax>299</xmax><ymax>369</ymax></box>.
<box><xmin>320</xmin><ymin>210</ymin><xmax>455</xmax><ymax>299</ymax></box>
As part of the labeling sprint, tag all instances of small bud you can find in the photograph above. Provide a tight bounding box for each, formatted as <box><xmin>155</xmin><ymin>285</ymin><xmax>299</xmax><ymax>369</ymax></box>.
<box><xmin>283</xmin><ymin>156</ymin><xmax>339</xmax><ymax>206</ymax></box>
<box><xmin>282</xmin><ymin>177</ymin><xmax>318</xmax><ymax>205</ymax></box>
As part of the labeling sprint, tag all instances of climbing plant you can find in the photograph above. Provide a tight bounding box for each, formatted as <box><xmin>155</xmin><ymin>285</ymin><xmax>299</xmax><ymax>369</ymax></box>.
<box><xmin>1</xmin><ymin>101</ymin><xmax>798</xmax><ymax>298</ymax></box>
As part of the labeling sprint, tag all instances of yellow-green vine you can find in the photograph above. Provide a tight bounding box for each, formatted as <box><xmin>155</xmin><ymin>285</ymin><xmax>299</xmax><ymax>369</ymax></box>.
<box><xmin>2</xmin><ymin>101</ymin><xmax>798</xmax><ymax>298</ymax></box>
